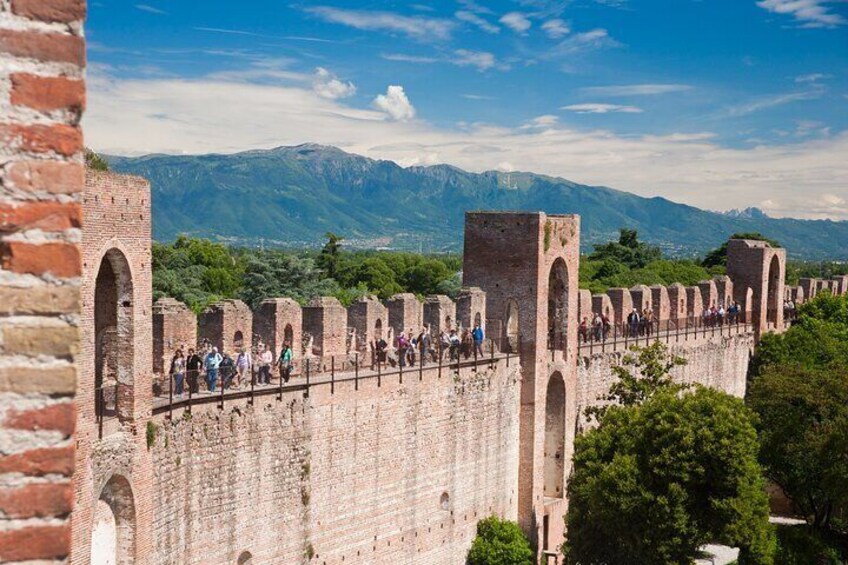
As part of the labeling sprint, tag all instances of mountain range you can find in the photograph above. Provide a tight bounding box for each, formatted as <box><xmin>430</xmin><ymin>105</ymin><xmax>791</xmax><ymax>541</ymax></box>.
<box><xmin>108</xmin><ymin>144</ymin><xmax>848</xmax><ymax>260</ymax></box>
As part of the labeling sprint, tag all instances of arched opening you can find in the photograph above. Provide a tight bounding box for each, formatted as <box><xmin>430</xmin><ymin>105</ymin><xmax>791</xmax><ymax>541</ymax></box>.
<box><xmin>766</xmin><ymin>255</ymin><xmax>781</xmax><ymax>327</ymax></box>
<box><xmin>474</xmin><ymin>312</ymin><xmax>482</xmax><ymax>327</ymax></box>
<box><xmin>504</xmin><ymin>299</ymin><xmax>519</xmax><ymax>352</ymax></box>
<box><xmin>374</xmin><ymin>318</ymin><xmax>383</xmax><ymax>340</ymax></box>
<box><xmin>233</xmin><ymin>330</ymin><xmax>244</xmax><ymax>350</ymax></box>
<box><xmin>94</xmin><ymin>249</ymin><xmax>134</xmax><ymax>426</ymax></box>
<box><xmin>237</xmin><ymin>551</ymin><xmax>254</xmax><ymax>565</ymax></box>
<box><xmin>440</xmin><ymin>492</ymin><xmax>450</xmax><ymax>511</ymax></box>
<box><xmin>544</xmin><ymin>372</ymin><xmax>566</xmax><ymax>499</ymax></box>
<box><xmin>283</xmin><ymin>324</ymin><xmax>294</xmax><ymax>348</ymax></box>
<box><xmin>90</xmin><ymin>475</ymin><xmax>136</xmax><ymax>565</ymax></box>
<box><xmin>547</xmin><ymin>258</ymin><xmax>569</xmax><ymax>352</ymax></box>
<box><xmin>445</xmin><ymin>315</ymin><xmax>452</xmax><ymax>330</ymax></box>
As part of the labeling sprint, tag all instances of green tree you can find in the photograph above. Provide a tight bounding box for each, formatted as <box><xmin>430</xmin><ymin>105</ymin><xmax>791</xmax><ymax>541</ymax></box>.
<box><xmin>238</xmin><ymin>251</ymin><xmax>338</xmax><ymax>308</ymax></box>
<box><xmin>589</xmin><ymin>228</ymin><xmax>662</xmax><ymax>269</ymax></box>
<box><xmin>565</xmin><ymin>388</ymin><xmax>775</xmax><ymax>564</ymax></box>
<box><xmin>84</xmin><ymin>148</ymin><xmax>109</xmax><ymax>171</ymax></box>
<box><xmin>748</xmin><ymin>363</ymin><xmax>848</xmax><ymax>530</ymax></box>
<box><xmin>317</xmin><ymin>232</ymin><xmax>344</xmax><ymax>278</ymax></box>
<box><xmin>467</xmin><ymin>516</ymin><xmax>535</xmax><ymax>565</ymax></box>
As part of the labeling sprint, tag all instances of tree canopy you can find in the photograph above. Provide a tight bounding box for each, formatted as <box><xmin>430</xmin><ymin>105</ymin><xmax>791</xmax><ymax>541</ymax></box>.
<box><xmin>748</xmin><ymin>292</ymin><xmax>848</xmax><ymax>532</ymax></box>
<box><xmin>701</xmin><ymin>232</ymin><xmax>780</xmax><ymax>269</ymax></box>
<box><xmin>467</xmin><ymin>516</ymin><xmax>535</xmax><ymax>565</ymax></box>
<box><xmin>565</xmin><ymin>343</ymin><xmax>775</xmax><ymax>565</ymax></box>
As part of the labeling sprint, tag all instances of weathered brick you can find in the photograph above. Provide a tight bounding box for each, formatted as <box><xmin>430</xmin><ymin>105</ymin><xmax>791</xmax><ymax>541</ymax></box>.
<box><xmin>0</xmin><ymin>29</ymin><xmax>85</xmax><ymax>66</ymax></box>
<box><xmin>0</xmin><ymin>524</ymin><xmax>70</xmax><ymax>561</ymax></box>
<box><xmin>0</xmin><ymin>285</ymin><xmax>79</xmax><ymax>315</ymax></box>
<box><xmin>0</xmin><ymin>123</ymin><xmax>83</xmax><ymax>157</ymax></box>
<box><xmin>10</xmin><ymin>0</ymin><xmax>86</xmax><ymax>23</ymax></box>
<box><xmin>1</xmin><ymin>324</ymin><xmax>79</xmax><ymax>357</ymax></box>
<box><xmin>1</xmin><ymin>241</ymin><xmax>82</xmax><ymax>277</ymax></box>
<box><xmin>0</xmin><ymin>364</ymin><xmax>76</xmax><ymax>394</ymax></box>
<box><xmin>4</xmin><ymin>402</ymin><xmax>75</xmax><ymax>436</ymax></box>
<box><xmin>5</xmin><ymin>161</ymin><xmax>85</xmax><ymax>194</ymax></box>
<box><xmin>10</xmin><ymin>74</ymin><xmax>86</xmax><ymax>113</ymax></box>
<box><xmin>0</xmin><ymin>446</ymin><xmax>74</xmax><ymax>476</ymax></box>
<box><xmin>0</xmin><ymin>201</ymin><xmax>82</xmax><ymax>233</ymax></box>
<box><xmin>0</xmin><ymin>482</ymin><xmax>73</xmax><ymax>518</ymax></box>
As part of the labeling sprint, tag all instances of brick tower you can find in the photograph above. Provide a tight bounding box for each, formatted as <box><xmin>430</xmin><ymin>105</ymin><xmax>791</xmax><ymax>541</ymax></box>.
<box><xmin>463</xmin><ymin>211</ymin><xmax>580</xmax><ymax>556</ymax></box>
<box><xmin>726</xmin><ymin>239</ymin><xmax>786</xmax><ymax>337</ymax></box>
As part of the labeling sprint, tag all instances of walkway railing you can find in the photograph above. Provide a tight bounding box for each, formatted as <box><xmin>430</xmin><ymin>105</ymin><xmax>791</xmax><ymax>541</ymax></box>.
<box><xmin>152</xmin><ymin>337</ymin><xmax>516</xmax><ymax>418</ymax></box>
<box><xmin>573</xmin><ymin>312</ymin><xmax>754</xmax><ymax>357</ymax></box>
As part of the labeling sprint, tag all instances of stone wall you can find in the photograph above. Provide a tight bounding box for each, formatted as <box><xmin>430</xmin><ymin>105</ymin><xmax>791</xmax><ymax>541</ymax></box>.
<box><xmin>152</xmin><ymin>297</ymin><xmax>196</xmax><ymax>375</ymax></box>
<box><xmin>150</xmin><ymin>361</ymin><xmax>521</xmax><ymax>564</ymax></box>
<box><xmin>577</xmin><ymin>332</ymin><xmax>754</xmax><ymax>425</ymax></box>
<box><xmin>0</xmin><ymin>0</ymin><xmax>86</xmax><ymax>560</ymax></box>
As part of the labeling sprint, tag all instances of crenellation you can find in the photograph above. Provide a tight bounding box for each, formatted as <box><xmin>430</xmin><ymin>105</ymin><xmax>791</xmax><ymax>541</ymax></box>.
<box><xmin>303</xmin><ymin>296</ymin><xmax>348</xmax><ymax>357</ymax></box>
<box><xmin>630</xmin><ymin>284</ymin><xmax>651</xmax><ymax>313</ymax></box>
<box><xmin>578</xmin><ymin>289</ymin><xmax>593</xmax><ymax>323</ymax></box>
<box><xmin>591</xmin><ymin>293</ymin><xmax>613</xmax><ymax>320</ymax></box>
<box><xmin>253</xmin><ymin>297</ymin><xmax>302</xmax><ymax>360</ymax></box>
<box><xmin>347</xmin><ymin>295</ymin><xmax>387</xmax><ymax>353</ymax></box>
<box><xmin>698</xmin><ymin>279</ymin><xmax>718</xmax><ymax>309</ymax></box>
<box><xmin>686</xmin><ymin>286</ymin><xmax>703</xmax><ymax>319</ymax></box>
<box><xmin>423</xmin><ymin>294</ymin><xmax>456</xmax><ymax>336</ymax></box>
<box><xmin>606</xmin><ymin>287</ymin><xmax>633</xmax><ymax>325</ymax></box>
<box><xmin>152</xmin><ymin>297</ymin><xmax>196</xmax><ymax>375</ymax></box>
<box><xmin>650</xmin><ymin>285</ymin><xmax>670</xmax><ymax>324</ymax></box>
<box><xmin>456</xmin><ymin>286</ymin><xmax>487</xmax><ymax>332</ymax></box>
<box><xmin>667</xmin><ymin>282</ymin><xmax>687</xmax><ymax>322</ymax></box>
<box><xmin>386</xmin><ymin>292</ymin><xmax>423</xmax><ymax>338</ymax></box>
<box><xmin>198</xmin><ymin>298</ymin><xmax>253</xmax><ymax>354</ymax></box>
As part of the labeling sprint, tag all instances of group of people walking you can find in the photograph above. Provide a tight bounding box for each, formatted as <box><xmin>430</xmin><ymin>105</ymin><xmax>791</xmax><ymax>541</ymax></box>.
<box><xmin>167</xmin><ymin>339</ymin><xmax>294</xmax><ymax>396</ymax></box>
<box><xmin>373</xmin><ymin>324</ymin><xmax>485</xmax><ymax>368</ymax></box>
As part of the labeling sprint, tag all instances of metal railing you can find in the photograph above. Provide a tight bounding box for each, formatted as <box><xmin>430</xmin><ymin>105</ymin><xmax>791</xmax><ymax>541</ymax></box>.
<box><xmin>574</xmin><ymin>312</ymin><xmax>754</xmax><ymax>356</ymax></box>
<box><xmin>152</xmin><ymin>336</ymin><xmax>516</xmax><ymax>417</ymax></box>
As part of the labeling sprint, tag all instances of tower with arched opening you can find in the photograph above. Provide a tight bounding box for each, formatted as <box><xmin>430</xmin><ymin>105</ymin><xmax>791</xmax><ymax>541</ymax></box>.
<box><xmin>463</xmin><ymin>211</ymin><xmax>580</xmax><ymax>555</ymax></box>
<box><xmin>726</xmin><ymin>238</ymin><xmax>786</xmax><ymax>337</ymax></box>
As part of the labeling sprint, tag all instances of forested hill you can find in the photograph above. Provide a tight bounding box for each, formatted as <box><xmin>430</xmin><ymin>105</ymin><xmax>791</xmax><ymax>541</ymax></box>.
<box><xmin>108</xmin><ymin>144</ymin><xmax>848</xmax><ymax>259</ymax></box>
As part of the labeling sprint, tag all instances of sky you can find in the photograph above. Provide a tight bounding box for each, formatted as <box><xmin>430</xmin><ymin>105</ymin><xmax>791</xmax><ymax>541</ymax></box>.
<box><xmin>85</xmin><ymin>0</ymin><xmax>848</xmax><ymax>220</ymax></box>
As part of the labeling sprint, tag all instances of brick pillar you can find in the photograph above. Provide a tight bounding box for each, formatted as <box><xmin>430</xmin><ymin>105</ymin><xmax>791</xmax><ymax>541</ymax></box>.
<box><xmin>302</xmin><ymin>297</ymin><xmax>347</xmax><ymax>357</ymax></box>
<box><xmin>686</xmin><ymin>286</ymin><xmax>703</xmax><ymax>319</ymax></box>
<box><xmin>347</xmin><ymin>296</ymin><xmax>386</xmax><ymax>353</ymax></box>
<box><xmin>0</xmin><ymin>1</ymin><xmax>86</xmax><ymax>562</ymax></box>
<box><xmin>650</xmin><ymin>285</ymin><xmax>670</xmax><ymax>324</ymax></box>
<box><xmin>456</xmin><ymin>286</ymin><xmax>486</xmax><ymax>332</ymax></box>
<box><xmin>630</xmin><ymin>284</ymin><xmax>651</xmax><ymax>312</ymax></box>
<box><xmin>606</xmin><ymin>288</ymin><xmax>633</xmax><ymax>325</ymax></box>
<box><xmin>152</xmin><ymin>297</ymin><xmax>197</xmax><ymax>375</ymax></box>
<box><xmin>386</xmin><ymin>293</ymin><xmax>423</xmax><ymax>338</ymax></box>
<box><xmin>799</xmin><ymin>278</ymin><xmax>817</xmax><ymax>301</ymax></box>
<box><xmin>423</xmin><ymin>295</ymin><xmax>456</xmax><ymax>335</ymax></box>
<box><xmin>713</xmin><ymin>275</ymin><xmax>734</xmax><ymax>308</ymax></box>
<box><xmin>667</xmin><ymin>283</ymin><xmax>687</xmax><ymax>322</ymax></box>
<box><xmin>591</xmin><ymin>294</ymin><xmax>613</xmax><ymax>319</ymax></box>
<box><xmin>577</xmin><ymin>289</ymin><xmax>592</xmax><ymax>322</ymax></box>
<box><xmin>198</xmin><ymin>299</ymin><xmax>253</xmax><ymax>354</ymax></box>
<box><xmin>698</xmin><ymin>279</ymin><xmax>718</xmax><ymax>309</ymax></box>
<box><xmin>253</xmin><ymin>298</ymin><xmax>302</xmax><ymax>359</ymax></box>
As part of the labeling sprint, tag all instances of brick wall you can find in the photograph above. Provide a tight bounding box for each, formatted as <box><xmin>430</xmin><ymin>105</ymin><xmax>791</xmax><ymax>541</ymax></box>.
<box><xmin>152</xmin><ymin>297</ymin><xmax>196</xmax><ymax>375</ymax></box>
<box><xmin>73</xmin><ymin>171</ymin><xmax>154</xmax><ymax>564</ymax></box>
<box><xmin>0</xmin><ymin>1</ymin><xmax>86</xmax><ymax>561</ymax></box>
<box><xmin>198</xmin><ymin>299</ymin><xmax>253</xmax><ymax>354</ymax></box>
<box><xmin>150</xmin><ymin>361</ymin><xmax>521</xmax><ymax>564</ymax></box>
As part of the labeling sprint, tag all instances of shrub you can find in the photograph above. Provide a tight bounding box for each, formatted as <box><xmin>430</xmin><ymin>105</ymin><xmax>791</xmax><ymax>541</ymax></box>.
<box><xmin>775</xmin><ymin>524</ymin><xmax>847</xmax><ymax>564</ymax></box>
<box><xmin>467</xmin><ymin>516</ymin><xmax>534</xmax><ymax>565</ymax></box>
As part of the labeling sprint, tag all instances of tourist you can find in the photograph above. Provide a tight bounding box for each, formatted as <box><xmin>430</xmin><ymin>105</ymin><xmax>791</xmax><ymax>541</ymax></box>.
<box><xmin>449</xmin><ymin>329</ymin><xmax>461</xmax><ymax>361</ymax></box>
<box><xmin>220</xmin><ymin>353</ymin><xmax>235</xmax><ymax>390</ymax></box>
<box><xmin>169</xmin><ymin>349</ymin><xmax>185</xmax><ymax>396</ymax></box>
<box><xmin>643</xmin><ymin>308</ymin><xmax>654</xmax><ymax>337</ymax></box>
<box><xmin>472</xmin><ymin>323</ymin><xmax>484</xmax><ymax>358</ymax></box>
<box><xmin>257</xmin><ymin>344</ymin><xmax>273</xmax><ymax>385</ymax></box>
<box><xmin>461</xmin><ymin>328</ymin><xmax>473</xmax><ymax>359</ymax></box>
<box><xmin>205</xmin><ymin>347</ymin><xmax>222</xmax><ymax>392</ymax></box>
<box><xmin>602</xmin><ymin>314</ymin><xmax>611</xmax><ymax>340</ymax></box>
<box><xmin>397</xmin><ymin>331</ymin><xmax>409</xmax><ymax>368</ymax></box>
<box><xmin>579</xmin><ymin>317</ymin><xmax>589</xmax><ymax>343</ymax></box>
<box><xmin>417</xmin><ymin>327</ymin><xmax>431</xmax><ymax>365</ymax></box>
<box><xmin>592</xmin><ymin>313</ymin><xmax>603</xmax><ymax>342</ymax></box>
<box><xmin>186</xmin><ymin>347</ymin><xmax>203</xmax><ymax>394</ymax></box>
<box><xmin>627</xmin><ymin>309</ymin><xmax>640</xmax><ymax>337</ymax></box>
<box><xmin>439</xmin><ymin>329</ymin><xmax>451</xmax><ymax>361</ymax></box>
<box><xmin>235</xmin><ymin>348</ymin><xmax>252</xmax><ymax>388</ymax></box>
<box><xmin>278</xmin><ymin>342</ymin><xmax>293</xmax><ymax>383</ymax></box>
<box><xmin>407</xmin><ymin>329</ymin><xmax>417</xmax><ymax>366</ymax></box>
<box><xmin>375</xmin><ymin>336</ymin><xmax>388</xmax><ymax>367</ymax></box>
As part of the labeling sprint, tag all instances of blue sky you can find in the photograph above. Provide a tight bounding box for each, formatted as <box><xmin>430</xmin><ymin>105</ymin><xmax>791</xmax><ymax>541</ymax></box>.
<box><xmin>85</xmin><ymin>1</ymin><xmax>848</xmax><ymax>220</ymax></box>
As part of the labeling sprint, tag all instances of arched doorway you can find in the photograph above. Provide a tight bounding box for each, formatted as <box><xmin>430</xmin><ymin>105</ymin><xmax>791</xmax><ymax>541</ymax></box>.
<box><xmin>374</xmin><ymin>318</ymin><xmax>383</xmax><ymax>340</ymax></box>
<box><xmin>237</xmin><ymin>551</ymin><xmax>253</xmax><ymax>565</ymax></box>
<box><xmin>548</xmin><ymin>258</ymin><xmax>569</xmax><ymax>352</ymax></box>
<box><xmin>283</xmin><ymin>324</ymin><xmax>294</xmax><ymax>348</ymax></box>
<box><xmin>544</xmin><ymin>372</ymin><xmax>566</xmax><ymax>499</ymax></box>
<box><xmin>766</xmin><ymin>255</ymin><xmax>781</xmax><ymax>327</ymax></box>
<box><xmin>474</xmin><ymin>312</ymin><xmax>482</xmax><ymax>328</ymax></box>
<box><xmin>90</xmin><ymin>475</ymin><xmax>136</xmax><ymax>565</ymax></box>
<box><xmin>505</xmin><ymin>299</ymin><xmax>519</xmax><ymax>352</ymax></box>
<box><xmin>233</xmin><ymin>330</ymin><xmax>244</xmax><ymax>350</ymax></box>
<box><xmin>94</xmin><ymin>249</ymin><xmax>134</xmax><ymax>425</ymax></box>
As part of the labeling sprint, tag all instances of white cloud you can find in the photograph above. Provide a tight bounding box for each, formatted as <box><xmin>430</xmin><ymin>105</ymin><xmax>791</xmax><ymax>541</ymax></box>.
<box><xmin>305</xmin><ymin>6</ymin><xmax>454</xmax><ymax>41</ymax></box>
<box><xmin>500</xmin><ymin>12</ymin><xmax>532</xmax><ymax>33</ymax></box>
<box><xmin>454</xmin><ymin>50</ymin><xmax>499</xmax><ymax>71</ymax></box>
<box><xmin>725</xmin><ymin>90</ymin><xmax>822</xmax><ymax>117</ymax></box>
<box><xmin>581</xmin><ymin>84</ymin><xmax>691</xmax><ymax>96</ymax></box>
<box><xmin>84</xmin><ymin>69</ymin><xmax>848</xmax><ymax>220</ymax></box>
<box><xmin>461</xmin><ymin>94</ymin><xmax>497</xmax><ymax>100</ymax></box>
<box><xmin>523</xmin><ymin>114</ymin><xmax>560</xmax><ymax>128</ymax></box>
<box><xmin>381</xmin><ymin>53</ymin><xmax>439</xmax><ymax>64</ymax></box>
<box><xmin>795</xmin><ymin>72</ymin><xmax>832</xmax><ymax>83</ymax></box>
<box><xmin>193</xmin><ymin>26</ymin><xmax>260</xmax><ymax>36</ymax></box>
<box><xmin>549</xmin><ymin>28</ymin><xmax>619</xmax><ymax>55</ymax></box>
<box><xmin>542</xmin><ymin>19</ymin><xmax>570</xmax><ymax>38</ymax></box>
<box><xmin>135</xmin><ymin>4</ymin><xmax>167</xmax><ymax>15</ymax></box>
<box><xmin>373</xmin><ymin>85</ymin><xmax>416</xmax><ymax>121</ymax></box>
<box><xmin>312</xmin><ymin>67</ymin><xmax>356</xmax><ymax>100</ymax></box>
<box><xmin>756</xmin><ymin>0</ymin><xmax>846</xmax><ymax>27</ymax></box>
<box><xmin>561</xmin><ymin>103</ymin><xmax>643</xmax><ymax>113</ymax></box>
<box><xmin>455</xmin><ymin>11</ymin><xmax>500</xmax><ymax>33</ymax></box>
